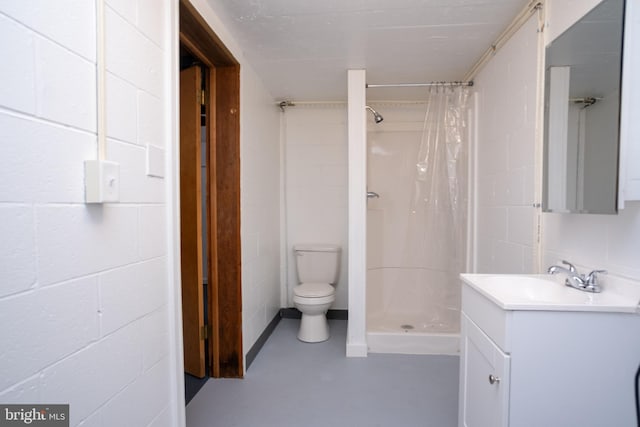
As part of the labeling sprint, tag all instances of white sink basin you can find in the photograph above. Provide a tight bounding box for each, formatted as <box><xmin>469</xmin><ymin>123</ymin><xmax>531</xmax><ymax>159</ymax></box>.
<box><xmin>461</xmin><ymin>274</ymin><xmax>640</xmax><ymax>312</ymax></box>
<box><xmin>479</xmin><ymin>275</ymin><xmax>570</xmax><ymax>302</ymax></box>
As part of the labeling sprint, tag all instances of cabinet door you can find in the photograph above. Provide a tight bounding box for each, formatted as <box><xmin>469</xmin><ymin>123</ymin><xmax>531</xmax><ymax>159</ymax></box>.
<box><xmin>460</xmin><ymin>314</ymin><xmax>511</xmax><ymax>427</ymax></box>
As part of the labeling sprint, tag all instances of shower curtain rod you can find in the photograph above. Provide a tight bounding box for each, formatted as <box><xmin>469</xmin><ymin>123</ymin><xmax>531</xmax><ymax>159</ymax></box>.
<box><xmin>366</xmin><ymin>81</ymin><xmax>473</xmax><ymax>88</ymax></box>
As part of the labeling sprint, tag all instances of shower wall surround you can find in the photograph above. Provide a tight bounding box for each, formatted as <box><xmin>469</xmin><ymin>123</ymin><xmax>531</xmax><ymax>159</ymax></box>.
<box><xmin>366</xmin><ymin>102</ymin><xmax>466</xmax><ymax>335</ymax></box>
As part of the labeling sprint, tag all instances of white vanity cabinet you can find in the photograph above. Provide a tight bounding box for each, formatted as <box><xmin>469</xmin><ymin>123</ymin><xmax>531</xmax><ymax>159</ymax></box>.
<box><xmin>458</xmin><ymin>274</ymin><xmax>640</xmax><ymax>427</ymax></box>
<box><xmin>460</xmin><ymin>313</ymin><xmax>510</xmax><ymax>427</ymax></box>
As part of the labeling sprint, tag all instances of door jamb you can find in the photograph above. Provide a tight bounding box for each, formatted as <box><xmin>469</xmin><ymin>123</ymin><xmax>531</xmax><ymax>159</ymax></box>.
<box><xmin>179</xmin><ymin>0</ymin><xmax>243</xmax><ymax>378</ymax></box>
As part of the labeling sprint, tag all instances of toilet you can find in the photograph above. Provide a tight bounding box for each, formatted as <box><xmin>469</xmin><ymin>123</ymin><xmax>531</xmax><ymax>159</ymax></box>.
<box><xmin>293</xmin><ymin>244</ymin><xmax>341</xmax><ymax>343</ymax></box>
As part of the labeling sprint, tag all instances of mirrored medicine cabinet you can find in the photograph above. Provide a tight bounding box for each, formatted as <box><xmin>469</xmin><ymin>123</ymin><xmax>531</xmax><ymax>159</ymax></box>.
<box><xmin>543</xmin><ymin>0</ymin><xmax>625</xmax><ymax>214</ymax></box>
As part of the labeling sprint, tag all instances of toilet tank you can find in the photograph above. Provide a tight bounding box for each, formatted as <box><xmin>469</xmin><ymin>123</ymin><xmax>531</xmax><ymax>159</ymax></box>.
<box><xmin>293</xmin><ymin>244</ymin><xmax>341</xmax><ymax>284</ymax></box>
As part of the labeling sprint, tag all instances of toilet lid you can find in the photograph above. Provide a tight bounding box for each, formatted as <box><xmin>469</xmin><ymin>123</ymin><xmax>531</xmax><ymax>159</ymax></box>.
<box><xmin>294</xmin><ymin>283</ymin><xmax>335</xmax><ymax>298</ymax></box>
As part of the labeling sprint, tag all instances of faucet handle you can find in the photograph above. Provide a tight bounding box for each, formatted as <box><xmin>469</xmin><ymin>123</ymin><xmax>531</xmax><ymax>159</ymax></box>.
<box><xmin>561</xmin><ymin>260</ymin><xmax>577</xmax><ymax>273</ymax></box>
<box><xmin>585</xmin><ymin>269</ymin><xmax>607</xmax><ymax>285</ymax></box>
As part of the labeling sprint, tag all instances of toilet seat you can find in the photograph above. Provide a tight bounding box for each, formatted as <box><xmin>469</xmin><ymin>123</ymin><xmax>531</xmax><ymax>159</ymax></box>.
<box><xmin>294</xmin><ymin>282</ymin><xmax>335</xmax><ymax>298</ymax></box>
<box><xmin>292</xmin><ymin>281</ymin><xmax>336</xmax><ymax>343</ymax></box>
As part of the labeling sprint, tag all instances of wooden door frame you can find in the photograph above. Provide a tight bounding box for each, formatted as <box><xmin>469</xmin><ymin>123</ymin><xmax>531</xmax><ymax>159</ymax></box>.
<box><xmin>179</xmin><ymin>0</ymin><xmax>243</xmax><ymax>378</ymax></box>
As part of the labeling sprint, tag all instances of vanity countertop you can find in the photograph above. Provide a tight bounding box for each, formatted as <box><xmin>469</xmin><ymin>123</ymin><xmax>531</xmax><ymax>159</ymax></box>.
<box><xmin>460</xmin><ymin>273</ymin><xmax>640</xmax><ymax>313</ymax></box>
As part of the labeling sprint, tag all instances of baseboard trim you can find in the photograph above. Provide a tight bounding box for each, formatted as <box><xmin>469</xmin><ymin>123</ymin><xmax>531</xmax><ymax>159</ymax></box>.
<box><xmin>245</xmin><ymin>312</ymin><xmax>281</xmax><ymax>371</ymax></box>
<box><xmin>279</xmin><ymin>308</ymin><xmax>348</xmax><ymax>320</ymax></box>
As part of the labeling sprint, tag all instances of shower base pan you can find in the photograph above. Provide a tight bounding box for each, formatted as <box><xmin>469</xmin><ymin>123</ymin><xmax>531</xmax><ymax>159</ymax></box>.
<box><xmin>366</xmin><ymin>313</ymin><xmax>460</xmax><ymax>356</ymax></box>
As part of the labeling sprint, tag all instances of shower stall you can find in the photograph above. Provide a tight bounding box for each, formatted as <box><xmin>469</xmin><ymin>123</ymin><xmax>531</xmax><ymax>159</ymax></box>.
<box><xmin>365</xmin><ymin>88</ymin><xmax>470</xmax><ymax>355</ymax></box>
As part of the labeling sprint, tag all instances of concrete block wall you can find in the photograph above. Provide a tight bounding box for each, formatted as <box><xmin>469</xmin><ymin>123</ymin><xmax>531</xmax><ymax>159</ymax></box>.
<box><xmin>0</xmin><ymin>1</ymin><xmax>174</xmax><ymax>426</ymax></box>
<box><xmin>239</xmin><ymin>64</ymin><xmax>282</xmax><ymax>355</ymax></box>
<box><xmin>473</xmin><ymin>16</ymin><xmax>539</xmax><ymax>274</ymax></box>
<box><xmin>283</xmin><ymin>105</ymin><xmax>349</xmax><ymax>309</ymax></box>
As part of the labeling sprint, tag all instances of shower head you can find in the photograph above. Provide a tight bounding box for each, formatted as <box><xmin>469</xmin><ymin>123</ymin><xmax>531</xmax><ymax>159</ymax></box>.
<box><xmin>366</xmin><ymin>106</ymin><xmax>384</xmax><ymax>123</ymax></box>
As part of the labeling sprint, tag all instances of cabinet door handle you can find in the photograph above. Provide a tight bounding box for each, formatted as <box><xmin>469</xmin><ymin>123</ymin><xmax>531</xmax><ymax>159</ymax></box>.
<box><xmin>488</xmin><ymin>374</ymin><xmax>501</xmax><ymax>385</ymax></box>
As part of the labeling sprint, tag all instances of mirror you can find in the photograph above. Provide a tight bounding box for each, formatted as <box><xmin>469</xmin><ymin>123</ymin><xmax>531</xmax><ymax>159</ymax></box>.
<box><xmin>543</xmin><ymin>0</ymin><xmax>625</xmax><ymax>214</ymax></box>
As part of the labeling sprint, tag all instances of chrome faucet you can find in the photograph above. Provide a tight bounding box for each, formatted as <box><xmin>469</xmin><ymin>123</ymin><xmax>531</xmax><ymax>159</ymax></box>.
<box><xmin>547</xmin><ymin>260</ymin><xmax>606</xmax><ymax>293</ymax></box>
<box><xmin>547</xmin><ymin>260</ymin><xmax>577</xmax><ymax>276</ymax></box>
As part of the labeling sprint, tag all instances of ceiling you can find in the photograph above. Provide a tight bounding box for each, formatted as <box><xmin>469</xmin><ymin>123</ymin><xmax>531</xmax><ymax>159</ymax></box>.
<box><xmin>204</xmin><ymin>0</ymin><xmax>530</xmax><ymax>101</ymax></box>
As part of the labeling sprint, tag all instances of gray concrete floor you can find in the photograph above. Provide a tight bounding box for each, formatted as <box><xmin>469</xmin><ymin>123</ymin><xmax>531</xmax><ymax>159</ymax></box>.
<box><xmin>186</xmin><ymin>319</ymin><xmax>459</xmax><ymax>427</ymax></box>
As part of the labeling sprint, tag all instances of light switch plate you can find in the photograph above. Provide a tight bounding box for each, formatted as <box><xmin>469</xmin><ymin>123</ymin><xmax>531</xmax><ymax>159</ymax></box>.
<box><xmin>84</xmin><ymin>160</ymin><xmax>120</xmax><ymax>203</ymax></box>
<box><xmin>146</xmin><ymin>144</ymin><xmax>165</xmax><ymax>178</ymax></box>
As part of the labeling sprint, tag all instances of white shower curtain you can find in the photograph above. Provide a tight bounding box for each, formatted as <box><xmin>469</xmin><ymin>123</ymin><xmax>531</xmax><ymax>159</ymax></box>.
<box><xmin>366</xmin><ymin>88</ymin><xmax>470</xmax><ymax>335</ymax></box>
<box><xmin>407</xmin><ymin>86</ymin><xmax>470</xmax><ymax>329</ymax></box>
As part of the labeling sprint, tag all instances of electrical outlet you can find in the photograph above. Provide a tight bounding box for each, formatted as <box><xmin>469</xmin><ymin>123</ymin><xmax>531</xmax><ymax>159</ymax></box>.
<box><xmin>84</xmin><ymin>160</ymin><xmax>120</xmax><ymax>203</ymax></box>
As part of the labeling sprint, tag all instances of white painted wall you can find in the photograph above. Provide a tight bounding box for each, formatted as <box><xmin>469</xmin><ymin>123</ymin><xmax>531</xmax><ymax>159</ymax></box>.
<box><xmin>283</xmin><ymin>105</ymin><xmax>348</xmax><ymax>309</ymax></box>
<box><xmin>346</xmin><ymin>69</ymin><xmax>368</xmax><ymax>357</ymax></box>
<box><xmin>239</xmin><ymin>64</ymin><xmax>282</xmax><ymax>354</ymax></box>
<box><xmin>0</xmin><ymin>1</ymin><xmax>281</xmax><ymax>425</ymax></box>
<box><xmin>473</xmin><ymin>16</ymin><xmax>539</xmax><ymax>274</ymax></box>
<box><xmin>0</xmin><ymin>1</ymin><xmax>176</xmax><ymax>425</ymax></box>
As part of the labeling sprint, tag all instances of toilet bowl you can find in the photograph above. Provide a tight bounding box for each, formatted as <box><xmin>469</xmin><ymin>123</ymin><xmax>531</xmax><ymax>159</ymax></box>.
<box><xmin>293</xmin><ymin>283</ymin><xmax>336</xmax><ymax>342</ymax></box>
<box><xmin>292</xmin><ymin>244</ymin><xmax>341</xmax><ymax>343</ymax></box>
